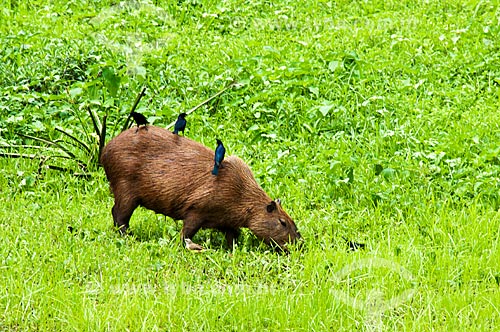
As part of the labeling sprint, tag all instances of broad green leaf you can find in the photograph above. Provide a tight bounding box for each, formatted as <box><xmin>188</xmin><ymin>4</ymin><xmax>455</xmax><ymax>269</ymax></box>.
<box><xmin>102</xmin><ymin>67</ymin><xmax>121</xmax><ymax>98</ymax></box>
<box><xmin>69</xmin><ymin>87</ymin><xmax>83</xmax><ymax>98</ymax></box>
<box><xmin>318</xmin><ymin>103</ymin><xmax>334</xmax><ymax>117</ymax></box>
<box><xmin>328</xmin><ymin>60</ymin><xmax>342</xmax><ymax>72</ymax></box>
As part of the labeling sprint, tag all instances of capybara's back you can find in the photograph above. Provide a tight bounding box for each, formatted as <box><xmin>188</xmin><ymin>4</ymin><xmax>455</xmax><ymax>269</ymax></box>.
<box><xmin>100</xmin><ymin>126</ymin><xmax>301</xmax><ymax>250</ymax></box>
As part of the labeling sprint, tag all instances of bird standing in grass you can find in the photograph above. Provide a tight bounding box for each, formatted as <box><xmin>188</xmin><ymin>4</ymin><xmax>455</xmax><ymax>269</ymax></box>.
<box><xmin>212</xmin><ymin>139</ymin><xmax>225</xmax><ymax>176</ymax></box>
<box><xmin>185</xmin><ymin>238</ymin><xmax>204</xmax><ymax>252</ymax></box>
<box><xmin>131</xmin><ymin>111</ymin><xmax>148</xmax><ymax>131</ymax></box>
<box><xmin>173</xmin><ymin>113</ymin><xmax>187</xmax><ymax>135</ymax></box>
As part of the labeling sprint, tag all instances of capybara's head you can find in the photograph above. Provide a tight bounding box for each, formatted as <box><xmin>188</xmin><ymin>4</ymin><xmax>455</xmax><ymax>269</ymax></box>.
<box><xmin>249</xmin><ymin>199</ymin><xmax>301</xmax><ymax>249</ymax></box>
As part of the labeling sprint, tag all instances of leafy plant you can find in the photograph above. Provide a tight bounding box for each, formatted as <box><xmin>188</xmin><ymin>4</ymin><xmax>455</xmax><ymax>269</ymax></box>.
<box><xmin>1</xmin><ymin>64</ymin><xmax>136</xmax><ymax>175</ymax></box>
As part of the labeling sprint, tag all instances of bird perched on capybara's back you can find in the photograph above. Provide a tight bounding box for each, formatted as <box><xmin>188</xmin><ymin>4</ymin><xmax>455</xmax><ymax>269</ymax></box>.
<box><xmin>173</xmin><ymin>112</ymin><xmax>187</xmax><ymax>135</ymax></box>
<box><xmin>100</xmin><ymin>126</ymin><xmax>301</xmax><ymax>250</ymax></box>
<box><xmin>130</xmin><ymin>111</ymin><xmax>148</xmax><ymax>130</ymax></box>
<box><xmin>212</xmin><ymin>139</ymin><xmax>225</xmax><ymax>176</ymax></box>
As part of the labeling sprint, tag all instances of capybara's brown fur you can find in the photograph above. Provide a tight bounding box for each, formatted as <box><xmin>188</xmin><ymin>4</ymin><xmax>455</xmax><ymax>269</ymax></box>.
<box><xmin>100</xmin><ymin>126</ymin><xmax>301</xmax><ymax>249</ymax></box>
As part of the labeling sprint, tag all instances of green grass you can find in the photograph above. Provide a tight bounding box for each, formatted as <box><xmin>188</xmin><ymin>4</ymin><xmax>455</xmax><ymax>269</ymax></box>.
<box><xmin>1</xmin><ymin>0</ymin><xmax>500</xmax><ymax>330</ymax></box>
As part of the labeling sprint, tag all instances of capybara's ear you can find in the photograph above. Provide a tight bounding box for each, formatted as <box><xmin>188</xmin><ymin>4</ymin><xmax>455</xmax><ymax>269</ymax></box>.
<box><xmin>266</xmin><ymin>201</ymin><xmax>277</xmax><ymax>213</ymax></box>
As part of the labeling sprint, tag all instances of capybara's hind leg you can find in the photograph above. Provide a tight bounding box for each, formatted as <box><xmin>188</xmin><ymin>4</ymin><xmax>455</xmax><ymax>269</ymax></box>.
<box><xmin>112</xmin><ymin>200</ymin><xmax>137</xmax><ymax>235</ymax></box>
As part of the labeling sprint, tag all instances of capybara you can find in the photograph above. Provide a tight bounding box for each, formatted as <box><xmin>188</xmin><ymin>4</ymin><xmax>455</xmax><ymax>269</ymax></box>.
<box><xmin>100</xmin><ymin>126</ymin><xmax>301</xmax><ymax>250</ymax></box>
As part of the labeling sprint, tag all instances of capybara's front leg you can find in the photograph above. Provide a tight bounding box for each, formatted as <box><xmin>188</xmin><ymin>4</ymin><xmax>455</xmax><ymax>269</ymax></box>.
<box><xmin>181</xmin><ymin>214</ymin><xmax>203</xmax><ymax>245</ymax></box>
<box><xmin>218</xmin><ymin>227</ymin><xmax>240</xmax><ymax>249</ymax></box>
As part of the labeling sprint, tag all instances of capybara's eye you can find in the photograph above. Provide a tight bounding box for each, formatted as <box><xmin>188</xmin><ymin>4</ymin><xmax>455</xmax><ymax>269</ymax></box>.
<box><xmin>279</xmin><ymin>219</ymin><xmax>286</xmax><ymax>227</ymax></box>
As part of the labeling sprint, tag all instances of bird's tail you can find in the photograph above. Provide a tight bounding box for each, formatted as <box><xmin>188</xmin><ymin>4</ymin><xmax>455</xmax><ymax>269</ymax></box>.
<box><xmin>173</xmin><ymin>129</ymin><xmax>178</xmax><ymax>134</ymax></box>
<box><xmin>212</xmin><ymin>165</ymin><xmax>219</xmax><ymax>175</ymax></box>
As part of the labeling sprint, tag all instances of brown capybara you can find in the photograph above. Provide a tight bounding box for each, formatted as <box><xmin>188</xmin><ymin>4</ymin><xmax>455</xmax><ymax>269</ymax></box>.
<box><xmin>100</xmin><ymin>125</ymin><xmax>301</xmax><ymax>250</ymax></box>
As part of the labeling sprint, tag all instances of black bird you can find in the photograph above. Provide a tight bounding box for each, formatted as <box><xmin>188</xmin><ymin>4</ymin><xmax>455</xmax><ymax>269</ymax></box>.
<box><xmin>343</xmin><ymin>237</ymin><xmax>366</xmax><ymax>251</ymax></box>
<box><xmin>212</xmin><ymin>139</ymin><xmax>225</xmax><ymax>176</ymax></box>
<box><xmin>131</xmin><ymin>111</ymin><xmax>148</xmax><ymax>131</ymax></box>
<box><xmin>347</xmin><ymin>241</ymin><xmax>366</xmax><ymax>251</ymax></box>
<box><xmin>173</xmin><ymin>113</ymin><xmax>187</xmax><ymax>135</ymax></box>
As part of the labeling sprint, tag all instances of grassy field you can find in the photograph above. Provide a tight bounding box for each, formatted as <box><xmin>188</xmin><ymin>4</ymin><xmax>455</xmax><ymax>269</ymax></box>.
<box><xmin>1</xmin><ymin>0</ymin><xmax>499</xmax><ymax>330</ymax></box>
